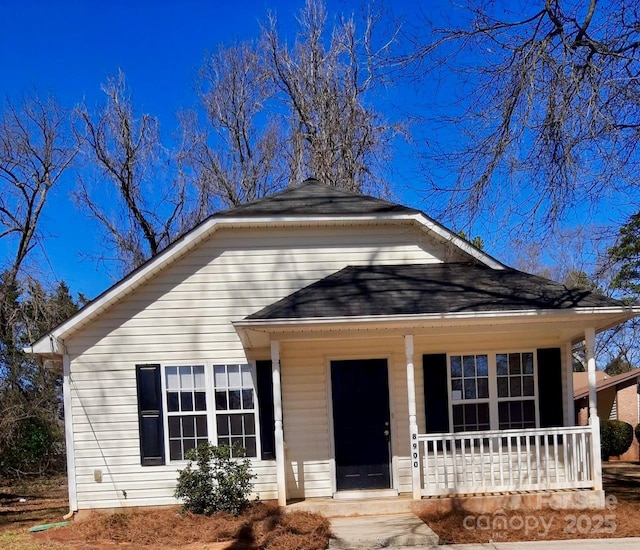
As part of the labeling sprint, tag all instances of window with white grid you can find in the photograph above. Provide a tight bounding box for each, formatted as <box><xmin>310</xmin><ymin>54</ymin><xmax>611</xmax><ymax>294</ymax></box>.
<box><xmin>165</xmin><ymin>365</ymin><xmax>208</xmax><ymax>461</ymax></box>
<box><xmin>496</xmin><ymin>352</ymin><xmax>536</xmax><ymax>429</ymax></box>
<box><xmin>448</xmin><ymin>351</ymin><xmax>539</xmax><ymax>432</ymax></box>
<box><xmin>450</xmin><ymin>354</ymin><xmax>491</xmax><ymax>432</ymax></box>
<box><xmin>213</xmin><ymin>364</ymin><xmax>257</xmax><ymax>457</ymax></box>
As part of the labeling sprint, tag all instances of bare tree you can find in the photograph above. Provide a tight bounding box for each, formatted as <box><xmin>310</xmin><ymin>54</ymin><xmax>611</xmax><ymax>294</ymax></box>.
<box><xmin>180</xmin><ymin>0</ymin><xmax>400</xmax><ymax>208</ymax></box>
<box><xmin>263</xmin><ymin>0</ymin><xmax>398</xmax><ymax>193</ymax></box>
<box><xmin>0</xmin><ymin>94</ymin><xmax>77</xmax><ymax>301</ymax></box>
<box><xmin>0</xmin><ymin>95</ymin><xmax>78</xmax><ymax>475</ymax></box>
<box><xmin>75</xmin><ymin>71</ymin><xmax>190</xmax><ymax>273</ymax></box>
<box><xmin>179</xmin><ymin>43</ymin><xmax>285</xmax><ymax>210</ymax></box>
<box><xmin>409</xmin><ymin>0</ymin><xmax>640</xmax><ymax>233</ymax></box>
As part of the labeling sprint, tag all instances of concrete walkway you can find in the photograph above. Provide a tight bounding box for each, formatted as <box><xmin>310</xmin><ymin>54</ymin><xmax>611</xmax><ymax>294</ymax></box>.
<box><xmin>329</xmin><ymin>513</ymin><xmax>439</xmax><ymax>548</ymax></box>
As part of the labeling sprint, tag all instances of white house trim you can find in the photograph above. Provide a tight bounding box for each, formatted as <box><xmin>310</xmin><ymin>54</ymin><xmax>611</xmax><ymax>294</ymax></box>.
<box><xmin>234</xmin><ymin>308</ymin><xmax>640</xmax><ymax>349</ymax></box>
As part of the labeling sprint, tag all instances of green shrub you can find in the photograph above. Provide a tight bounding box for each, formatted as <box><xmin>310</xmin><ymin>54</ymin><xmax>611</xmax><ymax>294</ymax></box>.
<box><xmin>600</xmin><ymin>419</ymin><xmax>634</xmax><ymax>460</ymax></box>
<box><xmin>636</xmin><ymin>423</ymin><xmax>640</xmax><ymax>445</ymax></box>
<box><xmin>0</xmin><ymin>416</ymin><xmax>64</xmax><ymax>476</ymax></box>
<box><xmin>175</xmin><ymin>443</ymin><xmax>254</xmax><ymax>516</ymax></box>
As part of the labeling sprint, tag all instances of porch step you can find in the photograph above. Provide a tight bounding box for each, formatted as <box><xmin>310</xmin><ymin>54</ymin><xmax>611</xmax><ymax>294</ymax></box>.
<box><xmin>328</xmin><ymin>513</ymin><xmax>439</xmax><ymax>549</ymax></box>
<box><xmin>287</xmin><ymin>495</ymin><xmax>421</xmax><ymax>517</ymax></box>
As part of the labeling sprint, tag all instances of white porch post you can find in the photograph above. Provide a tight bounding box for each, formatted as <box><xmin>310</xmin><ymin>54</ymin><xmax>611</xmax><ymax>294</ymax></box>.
<box><xmin>585</xmin><ymin>327</ymin><xmax>603</xmax><ymax>492</ymax></box>
<box><xmin>271</xmin><ymin>340</ymin><xmax>287</xmax><ymax>506</ymax></box>
<box><xmin>405</xmin><ymin>335</ymin><xmax>421</xmax><ymax>500</ymax></box>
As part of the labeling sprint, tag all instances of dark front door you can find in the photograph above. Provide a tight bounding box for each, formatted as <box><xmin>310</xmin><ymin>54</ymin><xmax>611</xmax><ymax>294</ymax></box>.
<box><xmin>331</xmin><ymin>359</ymin><xmax>391</xmax><ymax>490</ymax></box>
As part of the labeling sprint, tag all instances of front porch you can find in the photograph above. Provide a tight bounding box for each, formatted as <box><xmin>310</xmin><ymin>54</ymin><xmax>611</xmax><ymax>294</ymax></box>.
<box><xmin>233</xmin><ymin>272</ymin><xmax>636</xmax><ymax>508</ymax></box>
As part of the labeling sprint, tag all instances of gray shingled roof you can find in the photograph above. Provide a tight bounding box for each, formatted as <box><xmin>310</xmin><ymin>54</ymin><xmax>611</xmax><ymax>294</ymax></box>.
<box><xmin>246</xmin><ymin>263</ymin><xmax>622</xmax><ymax>320</ymax></box>
<box><xmin>214</xmin><ymin>179</ymin><xmax>420</xmax><ymax>217</ymax></box>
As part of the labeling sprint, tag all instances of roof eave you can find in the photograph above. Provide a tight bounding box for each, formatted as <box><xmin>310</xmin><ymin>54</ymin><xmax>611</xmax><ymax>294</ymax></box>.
<box><xmin>235</xmin><ymin>306</ymin><xmax>640</xmax><ymax>333</ymax></box>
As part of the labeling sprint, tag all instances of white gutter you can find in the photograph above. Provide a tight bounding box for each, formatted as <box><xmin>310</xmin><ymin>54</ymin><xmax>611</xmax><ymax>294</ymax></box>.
<box><xmin>233</xmin><ymin>306</ymin><xmax>640</xmax><ymax>330</ymax></box>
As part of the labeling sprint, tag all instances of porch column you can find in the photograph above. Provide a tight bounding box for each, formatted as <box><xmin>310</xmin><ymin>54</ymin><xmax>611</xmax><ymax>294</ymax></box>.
<box><xmin>405</xmin><ymin>335</ymin><xmax>421</xmax><ymax>500</ymax></box>
<box><xmin>585</xmin><ymin>327</ymin><xmax>603</xmax><ymax>492</ymax></box>
<box><xmin>271</xmin><ymin>340</ymin><xmax>287</xmax><ymax>506</ymax></box>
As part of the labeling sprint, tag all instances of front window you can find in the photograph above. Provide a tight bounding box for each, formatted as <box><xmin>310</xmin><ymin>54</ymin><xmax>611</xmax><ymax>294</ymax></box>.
<box><xmin>162</xmin><ymin>363</ymin><xmax>259</xmax><ymax>461</ymax></box>
<box><xmin>450</xmin><ymin>354</ymin><xmax>490</xmax><ymax>431</ymax></box>
<box><xmin>213</xmin><ymin>364</ymin><xmax>257</xmax><ymax>458</ymax></box>
<box><xmin>449</xmin><ymin>351</ymin><xmax>538</xmax><ymax>432</ymax></box>
<box><xmin>496</xmin><ymin>352</ymin><xmax>536</xmax><ymax>429</ymax></box>
<box><xmin>165</xmin><ymin>365</ymin><xmax>209</xmax><ymax>460</ymax></box>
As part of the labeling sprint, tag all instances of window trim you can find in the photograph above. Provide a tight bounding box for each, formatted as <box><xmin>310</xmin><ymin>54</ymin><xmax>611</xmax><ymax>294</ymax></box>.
<box><xmin>446</xmin><ymin>350</ymin><xmax>540</xmax><ymax>432</ymax></box>
<box><xmin>159</xmin><ymin>361</ymin><xmax>264</xmax><ymax>463</ymax></box>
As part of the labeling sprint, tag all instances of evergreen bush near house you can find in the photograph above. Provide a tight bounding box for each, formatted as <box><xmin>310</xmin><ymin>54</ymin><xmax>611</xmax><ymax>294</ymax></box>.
<box><xmin>0</xmin><ymin>416</ymin><xmax>64</xmax><ymax>476</ymax></box>
<box><xmin>175</xmin><ymin>443</ymin><xmax>254</xmax><ymax>516</ymax></box>
<box><xmin>635</xmin><ymin>423</ymin><xmax>640</xmax><ymax>445</ymax></box>
<box><xmin>600</xmin><ymin>419</ymin><xmax>634</xmax><ymax>460</ymax></box>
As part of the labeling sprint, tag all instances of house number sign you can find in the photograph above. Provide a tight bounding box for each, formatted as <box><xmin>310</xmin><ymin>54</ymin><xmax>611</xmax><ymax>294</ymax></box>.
<box><xmin>412</xmin><ymin>433</ymin><xmax>418</xmax><ymax>468</ymax></box>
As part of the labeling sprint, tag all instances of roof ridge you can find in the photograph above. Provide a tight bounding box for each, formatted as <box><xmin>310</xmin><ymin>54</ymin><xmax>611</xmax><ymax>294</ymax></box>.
<box><xmin>214</xmin><ymin>179</ymin><xmax>412</xmax><ymax>217</ymax></box>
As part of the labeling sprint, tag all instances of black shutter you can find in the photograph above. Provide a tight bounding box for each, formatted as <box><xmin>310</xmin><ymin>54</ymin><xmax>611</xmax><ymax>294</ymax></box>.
<box><xmin>537</xmin><ymin>348</ymin><xmax>564</xmax><ymax>427</ymax></box>
<box><xmin>136</xmin><ymin>364</ymin><xmax>165</xmax><ymax>466</ymax></box>
<box><xmin>423</xmin><ymin>354</ymin><xmax>449</xmax><ymax>433</ymax></box>
<box><xmin>256</xmin><ymin>360</ymin><xmax>276</xmax><ymax>460</ymax></box>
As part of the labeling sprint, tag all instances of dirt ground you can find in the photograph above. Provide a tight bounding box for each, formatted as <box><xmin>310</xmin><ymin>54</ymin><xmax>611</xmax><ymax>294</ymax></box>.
<box><xmin>2</xmin><ymin>463</ymin><xmax>640</xmax><ymax>548</ymax></box>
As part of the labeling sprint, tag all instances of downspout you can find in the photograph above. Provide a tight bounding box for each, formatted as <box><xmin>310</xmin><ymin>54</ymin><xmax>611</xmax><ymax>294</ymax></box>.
<box><xmin>62</xmin><ymin>351</ymin><xmax>78</xmax><ymax>518</ymax></box>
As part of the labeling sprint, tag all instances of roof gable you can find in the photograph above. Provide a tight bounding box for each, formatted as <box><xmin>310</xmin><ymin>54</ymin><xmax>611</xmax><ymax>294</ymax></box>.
<box><xmin>247</xmin><ymin>263</ymin><xmax>624</xmax><ymax>320</ymax></box>
<box><xmin>26</xmin><ymin>181</ymin><xmax>514</xmax><ymax>354</ymax></box>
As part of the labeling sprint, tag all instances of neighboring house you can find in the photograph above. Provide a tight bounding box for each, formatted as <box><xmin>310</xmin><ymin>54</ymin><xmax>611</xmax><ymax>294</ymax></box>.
<box><xmin>574</xmin><ymin>369</ymin><xmax>640</xmax><ymax>461</ymax></box>
<box><xmin>27</xmin><ymin>180</ymin><xmax>639</xmax><ymax>514</ymax></box>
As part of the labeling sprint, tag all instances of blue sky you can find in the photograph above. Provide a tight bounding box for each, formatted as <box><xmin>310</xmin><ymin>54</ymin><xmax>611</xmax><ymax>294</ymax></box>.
<box><xmin>2</xmin><ymin>0</ymin><xmax>432</xmax><ymax>299</ymax></box>
<box><xmin>1</xmin><ymin>1</ymin><xmax>631</xmax><ymax>299</ymax></box>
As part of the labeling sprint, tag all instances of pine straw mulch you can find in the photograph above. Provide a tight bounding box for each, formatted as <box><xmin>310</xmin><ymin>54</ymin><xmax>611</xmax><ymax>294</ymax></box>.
<box><xmin>36</xmin><ymin>503</ymin><xmax>331</xmax><ymax>550</ymax></box>
<box><xmin>419</xmin><ymin>499</ymin><xmax>640</xmax><ymax>545</ymax></box>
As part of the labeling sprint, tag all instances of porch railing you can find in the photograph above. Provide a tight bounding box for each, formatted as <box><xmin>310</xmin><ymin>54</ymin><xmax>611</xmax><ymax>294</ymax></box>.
<box><xmin>417</xmin><ymin>425</ymin><xmax>595</xmax><ymax>496</ymax></box>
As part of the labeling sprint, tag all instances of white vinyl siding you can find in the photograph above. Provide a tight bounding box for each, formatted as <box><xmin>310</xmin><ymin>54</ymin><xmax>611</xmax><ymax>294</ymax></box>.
<box><xmin>66</xmin><ymin>223</ymin><xmax>443</xmax><ymax>508</ymax></box>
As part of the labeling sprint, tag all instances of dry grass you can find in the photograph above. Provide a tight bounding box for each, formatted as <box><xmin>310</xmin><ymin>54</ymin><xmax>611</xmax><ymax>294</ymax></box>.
<box><xmin>0</xmin><ymin>475</ymin><xmax>68</xmax><ymax>531</ymax></box>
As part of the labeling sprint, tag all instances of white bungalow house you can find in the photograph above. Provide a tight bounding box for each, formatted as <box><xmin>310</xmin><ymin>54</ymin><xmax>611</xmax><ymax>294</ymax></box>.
<box><xmin>27</xmin><ymin>180</ymin><xmax>638</xmax><ymax>513</ymax></box>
